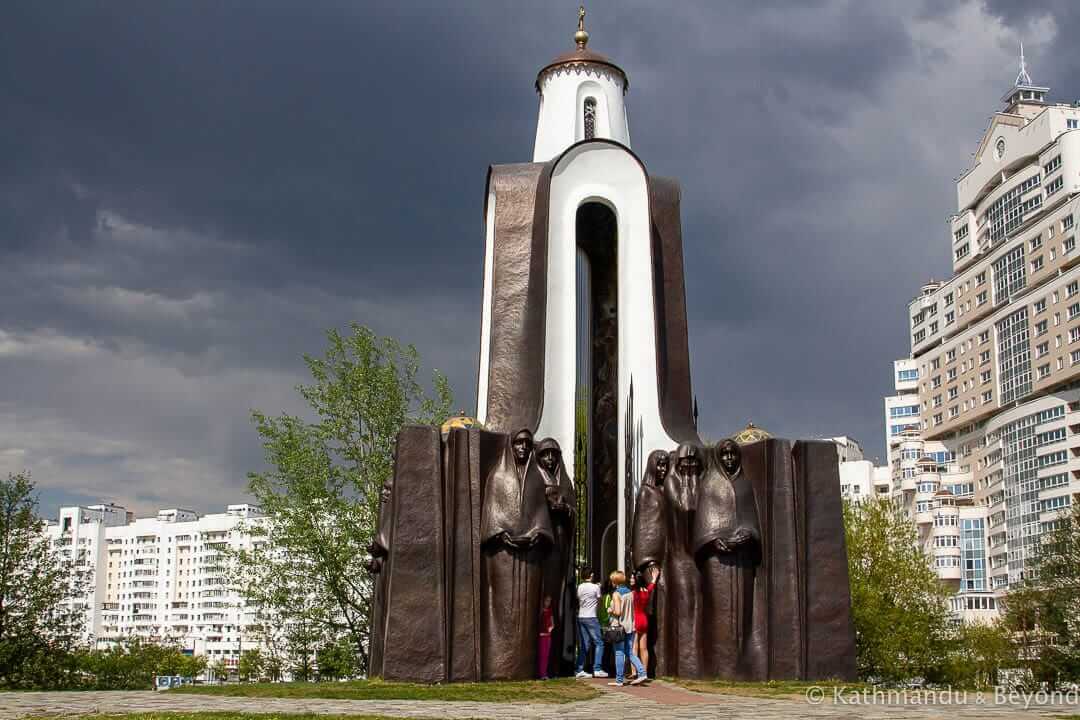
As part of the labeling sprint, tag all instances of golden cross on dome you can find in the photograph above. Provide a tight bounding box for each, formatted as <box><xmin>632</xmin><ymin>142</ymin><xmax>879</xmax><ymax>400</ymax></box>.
<box><xmin>575</xmin><ymin>5</ymin><xmax>589</xmax><ymax>48</ymax></box>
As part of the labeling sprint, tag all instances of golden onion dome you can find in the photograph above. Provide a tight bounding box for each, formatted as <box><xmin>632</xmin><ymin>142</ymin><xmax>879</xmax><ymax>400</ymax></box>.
<box><xmin>733</xmin><ymin>421</ymin><xmax>772</xmax><ymax>445</ymax></box>
<box><xmin>440</xmin><ymin>412</ymin><xmax>482</xmax><ymax>435</ymax></box>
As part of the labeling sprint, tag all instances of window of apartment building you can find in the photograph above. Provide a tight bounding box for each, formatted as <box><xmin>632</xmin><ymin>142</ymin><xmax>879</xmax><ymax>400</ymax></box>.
<box><xmin>1044</xmin><ymin>154</ymin><xmax>1062</xmax><ymax>176</ymax></box>
<box><xmin>933</xmin><ymin>395</ymin><xmax>943</xmax><ymax>407</ymax></box>
<box><xmin>1072</xmin><ymin>349</ymin><xmax>1080</xmax><ymax>365</ymax></box>
<box><xmin>1041</xmin><ymin>450</ymin><xmax>1068</xmax><ymax>467</ymax></box>
<box><xmin>1043</xmin><ymin>495</ymin><xmax>1072</xmax><ymax>512</ymax></box>
<box><xmin>1036</xmin><ymin>341</ymin><xmax>1050</xmax><ymax>358</ymax></box>
<box><xmin>1069</xmin><ymin>119</ymin><xmax>1079</xmax><ymax>130</ymax></box>
<box><xmin>946</xmin><ymin>348</ymin><xmax>957</xmax><ymax>363</ymax></box>
<box><xmin>1038</xmin><ymin>363</ymin><xmax>1051</xmax><ymax>379</ymax></box>
<box><xmin>897</xmin><ymin>368</ymin><xmax>918</xmax><ymax>382</ymax></box>
<box><xmin>1065</xmin><ymin>215</ymin><xmax>1077</xmax><ymax>232</ymax></box>
<box><xmin>934</xmin><ymin>412</ymin><xmax>943</xmax><ymax>424</ymax></box>
<box><xmin>928</xmin><ymin>303</ymin><xmax>938</xmax><ymax>317</ymax></box>
<box><xmin>955</xmin><ymin>244</ymin><xmax>970</xmax><ymax>261</ymax></box>
<box><xmin>980</xmin><ymin>349</ymin><xmax>991</xmax><ymax>364</ymax></box>
<box><xmin>954</xmin><ymin>226</ymin><xmax>969</xmax><ymax>244</ymax></box>
<box><xmin>949</xmin><ymin>405</ymin><xmax>960</xmax><ymax>418</ymax></box>
<box><xmin>1042</xmin><ymin>472</ymin><xmax>1069</xmax><ymax>490</ymax></box>
<box><xmin>914</xmin><ymin>329</ymin><xmax>926</xmax><ymax>344</ymax></box>
<box><xmin>1047</xmin><ymin>176</ymin><xmax>1064</xmax><ymax>197</ymax></box>
<box><xmin>983</xmin><ymin>390</ymin><xmax>993</xmax><ymax>403</ymax></box>
<box><xmin>1032</xmin><ymin>256</ymin><xmax>1044</xmax><ymax>273</ymax></box>
<box><xmin>1066</xmin><ymin>236</ymin><xmax>1076</xmax><ymax>254</ymax></box>
<box><xmin>997</xmin><ymin>307</ymin><xmax>1033</xmax><ymax>404</ymax></box>
<box><xmin>1052</xmin><ymin>248</ymin><xmax>1057</xmax><ymax>261</ymax></box>
<box><xmin>976</xmin><ymin>290</ymin><xmax>988</xmax><ymax>306</ymax></box>
<box><xmin>931</xmin><ymin>357</ymin><xmax>941</xmax><ymax>370</ymax></box>
<box><xmin>977</xmin><ymin>271</ymin><xmax>987</xmax><ymax>286</ymax></box>
<box><xmin>993</xmin><ymin>245</ymin><xmax>1026</xmax><ymax>304</ymax></box>
<box><xmin>945</xmin><ymin>310</ymin><xmax>955</xmax><ymax>325</ymax></box>
<box><xmin>979</xmin><ymin>330</ymin><xmax>991</xmax><ymax>344</ymax></box>
<box><xmin>944</xmin><ymin>292</ymin><xmax>954</xmax><ymax>307</ymax></box>
<box><xmin>981</xmin><ymin>370</ymin><xmax>992</xmax><ymax>384</ymax></box>
<box><xmin>1036</xmin><ymin>319</ymin><xmax>1049</xmax><ymax>335</ymax></box>
<box><xmin>1070</xmin><ymin>303</ymin><xmax>1080</xmax><ymax>320</ymax></box>
<box><xmin>984</xmin><ymin>174</ymin><xmax>1043</xmax><ymax>246</ymax></box>
<box><xmin>948</xmin><ymin>387</ymin><xmax>959</xmax><ymax>400</ymax></box>
<box><xmin>1034</xmin><ymin>298</ymin><xmax>1047</xmax><ymax>314</ymax></box>
<box><xmin>1031</xmin><ymin>234</ymin><xmax>1044</xmax><ymax>251</ymax></box>
<box><xmin>947</xmin><ymin>368</ymin><xmax>958</xmax><ymax>381</ymax></box>
<box><xmin>930</xmin><ymin>321</ymin><xmax>938</xmax><ymax>334</ymax></box>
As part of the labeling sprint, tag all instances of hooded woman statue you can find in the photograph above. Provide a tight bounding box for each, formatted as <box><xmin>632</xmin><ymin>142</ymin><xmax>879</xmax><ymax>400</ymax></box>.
<box><xmin>632</xmin><ymin>449</ymin><xmax>671</xmax><ymax>571</ymax></box>
<box><xmin>643</xmin><ymin>441</ymin><xmax>705</xmax><ymax>678</ymax></box>
<box><xmin>479</xmin><ymin>428</ymin><xmax>553</xmax><ymax>679</ymax></box>
<box><xmin>535</xmin><ymin>437</ymin><xmax>576</xmax><ymax>675</ymax></box>
<box><xmin>693</xmin><ymin>438</ymin><xmax>761</xmax><ymax>679</ymax></box>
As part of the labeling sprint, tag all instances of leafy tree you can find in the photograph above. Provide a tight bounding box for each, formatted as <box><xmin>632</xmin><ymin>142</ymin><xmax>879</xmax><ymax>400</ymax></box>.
<box><xmin>0</xmin><ymin>472</ymin><xmax>89</xmax><ymax>689</ymax></box>
<box><xmin>238</xmin><ymin>648</ymin><xmax>264</xmax><ymax>682</ymax></box>
<box><xmin>843</xmin><ymin>496</ymin><xmax>952</xmax><ymax>681</ymax></box>
<box><xmin>942</xmin><ymin>621</ymin><xmax>1016</xmax><ymax>689</ymax></box>
<box><xmin>234</xmin><ymin>324</ymin><xmax>452</xmax><ymax>675</ymax></box>
<box><xmin>78</xmin><ymin>639</ymin><xmax>203</xmax><ymax>689</ymax></box>
<box><xmin>316</xmin><ymin>636</ymin><xmax>357</xmax><ymax>680</ymax></box>
<box><xmin>1001</xmin><ymin>503</ymin><xmax>1080</xmax><ymax>688</ymax></box>
<box><xmin>207</xmin><ymin>657</ymin><xmax>229</xmax><ymax>683</ymax></box>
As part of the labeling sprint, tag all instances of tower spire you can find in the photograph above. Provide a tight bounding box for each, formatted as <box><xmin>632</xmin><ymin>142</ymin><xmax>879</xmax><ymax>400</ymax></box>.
<box><xmin>1016</xmin><ymin>41</ymin><xmax>1033</xmax><ymax>86</ymax></box>
<box><xmin>575</xmin><ymin>5</ymin><xmax>589</xmax><ymax>49</ymax></box>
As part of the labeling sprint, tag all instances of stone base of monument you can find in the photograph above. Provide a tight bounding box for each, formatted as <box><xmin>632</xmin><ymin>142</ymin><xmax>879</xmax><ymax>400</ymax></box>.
<box><xmin>367</xmin><ymin>426</ymin><xmax>856</xmax><ymax>683</ymax></box>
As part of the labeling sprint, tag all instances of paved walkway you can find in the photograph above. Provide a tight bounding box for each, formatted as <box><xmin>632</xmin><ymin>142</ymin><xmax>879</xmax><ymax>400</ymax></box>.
<box><xmin>3</xmin><ymin>681</ymin><xmax>1080</xmax><ymax>720</ymax></box>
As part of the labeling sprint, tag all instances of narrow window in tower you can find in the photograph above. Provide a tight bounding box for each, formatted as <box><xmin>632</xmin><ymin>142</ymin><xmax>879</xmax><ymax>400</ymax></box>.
<box><xmin>583</xmin><ymin>97</ymin><xmax>597</xmax><ymax>140</ymax></box>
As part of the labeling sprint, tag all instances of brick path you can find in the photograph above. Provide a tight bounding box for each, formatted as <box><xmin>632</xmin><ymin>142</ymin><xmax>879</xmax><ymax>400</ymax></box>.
<box><xmin>3</xmin><ymin>681</ymin><xmax>1080</xmax><ymax>720</ymax></box>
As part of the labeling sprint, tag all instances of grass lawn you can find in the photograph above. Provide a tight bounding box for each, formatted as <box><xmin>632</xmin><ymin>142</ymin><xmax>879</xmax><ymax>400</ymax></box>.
<box><xmin>669</xmin><ymin>678</ymin><xmax>869</xmax><ymax>700</ymax></box>
<box><xmin>27</xmin><ymin>715</ymin><xmax>442</xmax><ymax>720</ymax></box>
<box><xmin>171</xmin><ymin>678</ymin><xmax>600</xmax><ymax>704</ymax></box>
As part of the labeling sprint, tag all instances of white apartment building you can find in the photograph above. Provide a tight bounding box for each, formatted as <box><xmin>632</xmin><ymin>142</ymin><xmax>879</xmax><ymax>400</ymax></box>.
<box><xmin>45</xmin><ymin>502</ymin><xmax>266</xmax><ymax>674</ymax></box>
<box><xmin>839</xmin><ymin>460</ymin><xmax>891</xmax><ymax>503</ymax></box>
<box><xmin>887</xmin><ymin>54</ymin><xmax>1080</xmax><ymax>622</ymax></box>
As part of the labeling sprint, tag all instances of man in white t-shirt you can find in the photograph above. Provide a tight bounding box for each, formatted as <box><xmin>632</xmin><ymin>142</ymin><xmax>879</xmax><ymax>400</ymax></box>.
<box><xmin>574</xmin><ymin>567</ymin><xmax>608</xmax><ymax>678</ymax></box>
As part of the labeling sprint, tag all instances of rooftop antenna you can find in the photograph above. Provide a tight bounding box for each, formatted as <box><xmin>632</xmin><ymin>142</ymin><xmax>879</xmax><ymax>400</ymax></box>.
<box><xmin>1016</xmin><ymin>41</ymin><xmax>1033</xmax><ymax>86</ymax></box>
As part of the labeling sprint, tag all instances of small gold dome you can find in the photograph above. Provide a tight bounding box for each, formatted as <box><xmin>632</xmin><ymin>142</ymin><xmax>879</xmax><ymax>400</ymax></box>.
<box><xmin>441</xmin><ymin>412</ymin><xmax>482</xmax><ymax>435</ymax></box>
<box><xmin>732</xmin><ymin>421</ymin><xmax>772</xmax><ymax>445</ymax></box>
<box><xmin>574</xmin><ymin>29</ymin><xmax>589</xmax><ymax>48</ymax></box>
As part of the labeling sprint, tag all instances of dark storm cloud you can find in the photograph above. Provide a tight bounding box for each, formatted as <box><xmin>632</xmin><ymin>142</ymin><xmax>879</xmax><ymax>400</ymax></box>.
<box><xmin>0</xmin><ymin>0</ymin><xmax>1048</xmax><ymax>511</ymax></box>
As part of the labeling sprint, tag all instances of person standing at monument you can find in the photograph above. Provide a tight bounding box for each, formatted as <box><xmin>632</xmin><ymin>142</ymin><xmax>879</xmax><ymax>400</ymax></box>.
<box><xmin>538</xmin><ymin>595</ymin><xmax>555</xmax><ymax>680</ymax></box>
<box><xmin>574</xmin><ymin>568</ymin><xmax>608</xmax><ymax>678</ymax></box>
<box><xmin>608</xmin><ymin>570</ymin><xmax>648</xmax><ymax>686</ymax></box>
<box><xmin>632</xmin><ymin>567</ymin><xmax>659</xmax><ymax>678</ymax></box>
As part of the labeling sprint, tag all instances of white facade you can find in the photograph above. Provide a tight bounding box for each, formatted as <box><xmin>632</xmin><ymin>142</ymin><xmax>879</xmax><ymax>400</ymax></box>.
<box><xmin>45</xmin><ymin>503</ymin><xmax>266</xmax><ymax>674</ymax></box>
<box><xmin>533</xmin><ymin>57</ymin><xmax>629</xmax><ymax>162</ymax></box>
<box><xmin>839</xmin><ymin>460</ymin><xmax>891</xmax><ymax>502</ymax></box>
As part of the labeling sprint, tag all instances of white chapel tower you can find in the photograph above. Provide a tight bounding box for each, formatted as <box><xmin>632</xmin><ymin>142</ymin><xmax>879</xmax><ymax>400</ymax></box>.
<box><xmin>532</xmin><ymin>7</ymin><xmax>630</xmax><ymax>161</ymax></box>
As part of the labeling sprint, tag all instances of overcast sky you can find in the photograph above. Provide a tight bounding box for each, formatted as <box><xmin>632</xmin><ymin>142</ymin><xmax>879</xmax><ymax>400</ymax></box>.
<box><xmin>1</xmin><ymin>1</ymin><xmax>1072</xmax><ymax>517</ymax></box>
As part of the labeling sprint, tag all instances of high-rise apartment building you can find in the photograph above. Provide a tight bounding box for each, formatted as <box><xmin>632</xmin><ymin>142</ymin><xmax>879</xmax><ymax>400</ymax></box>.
<box><xmin>45</xmin><ymin>503</ymin><xmax>266</xmax><ymax>674</ymax></box>
<box><xmin>889</xmin><ymin>53</ymin><xmax>1080</xmax><ymax>621</ymax></box>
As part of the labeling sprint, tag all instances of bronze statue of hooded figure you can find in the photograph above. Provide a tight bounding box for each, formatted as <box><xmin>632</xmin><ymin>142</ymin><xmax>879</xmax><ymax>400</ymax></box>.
<box><xmin>479</xmin><ymin>428</ymin><xmax>553</xmax><ymax>680</ymax></box>
<box><xmin>693</xmin><ymin>438</ymin><xmax>762</xmax><ymax>679</ymax></box>
<box><xmin>635</xmin><ymin>441</ymin><xmax>706</xmax><ymax>677</ymax></box>
<box><xmin>535</xmin><ymin>437</ymin><xmax>576</xmax><ymax>675</ymax></box>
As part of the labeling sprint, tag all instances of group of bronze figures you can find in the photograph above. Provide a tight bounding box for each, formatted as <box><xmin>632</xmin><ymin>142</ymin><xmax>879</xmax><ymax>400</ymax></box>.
<box><xmin>367</xmin><ymin>425</ymin><xmax>856</xmax><ymax>682</ymax></box>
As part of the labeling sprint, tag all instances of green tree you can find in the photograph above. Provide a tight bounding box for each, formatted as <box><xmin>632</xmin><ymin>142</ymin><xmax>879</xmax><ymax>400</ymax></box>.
<box><xmin>207</xmin><ymin>657</ymin><xmax>229</xmax><ymax>683</ymax></box>
<box><xmin>238</xmin><ymin>648</ymin><xmax>264</xmax><ymax>682</ymax></box>
<box><xmin>843</xmin><ymin>496</ymin><xmax>952</xmax><ymax>682</ymax></box>
<box><xmin>0</xmin><ymin>472</ymin><xmax>89</xmax><ymax>689</ymax></box>
<box><xmin>942</xmin><ymin>621</ymin><xmax>1016</xmax><ymax>688</ymax></box>
<box><xmin>1001</xmin><ymin>502</ymin><xmax>1080</xmax><ymax>688</ymax></box>
<box><xmin>316</xmin><ymin>636</ymin><xmax>357</xmax><ymax>680</ymax></box>
<box><xmin>234</xmin><ymin>324</ymin><xmax>452</xmax><ymax>675</ymax></box>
